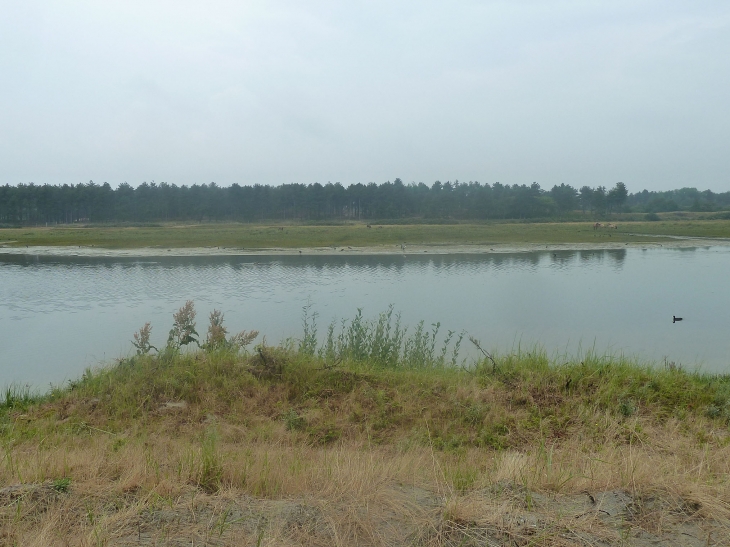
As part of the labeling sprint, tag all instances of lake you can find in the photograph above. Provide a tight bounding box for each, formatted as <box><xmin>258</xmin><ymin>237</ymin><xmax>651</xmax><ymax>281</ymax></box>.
<box><xmin>2</xmin><ymin>245</ymin><xmax>729</xmax><ymax>388</ymax></box>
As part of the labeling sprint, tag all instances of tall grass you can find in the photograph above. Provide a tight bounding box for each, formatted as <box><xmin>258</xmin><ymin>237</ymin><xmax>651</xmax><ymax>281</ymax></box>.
<box><xmin>486</xmin><ymin>346</ymin><xmax>730</xmax><ymax>420</ymax></box>
<box><xmin>0</xmin><ymin>384</ymin><xmax>41</xmax><ymax>411</ymax></box>
<box><xmin>307</xmin><ymin>305</ymin><xmax>465</xmax><ymax>369</ymax></box>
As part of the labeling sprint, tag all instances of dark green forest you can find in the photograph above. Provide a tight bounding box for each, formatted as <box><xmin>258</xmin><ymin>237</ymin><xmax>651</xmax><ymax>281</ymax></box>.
<box><xmin>1</xmin><ymin>179</ymin><xmax>728</xmax><ymax>224</ymax></box>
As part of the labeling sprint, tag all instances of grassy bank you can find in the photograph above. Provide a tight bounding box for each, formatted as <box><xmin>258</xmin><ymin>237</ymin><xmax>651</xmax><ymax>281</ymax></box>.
<box><xmin>2</xmin><ymin>218</ymin><xmax>730</xmax><ymax>249</ymax></box>
<box><xmin>3</xmin><ymin>342</ymin><xmax>730</xmax><ymax>545</ymax></box>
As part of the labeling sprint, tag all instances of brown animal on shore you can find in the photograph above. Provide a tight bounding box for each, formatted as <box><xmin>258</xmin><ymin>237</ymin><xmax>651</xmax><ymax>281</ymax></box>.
<box><xmin>593</xmin><ymin>222</ymin><xmax>602</xmax><ymax>230</ymax></box>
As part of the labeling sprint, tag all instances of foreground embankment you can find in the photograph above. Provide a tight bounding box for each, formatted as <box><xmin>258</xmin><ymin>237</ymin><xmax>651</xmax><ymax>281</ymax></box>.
<box><xmin>2</xmin><ymin>345</ymin><xmax>729</xmax><ymax>546</ymax></box>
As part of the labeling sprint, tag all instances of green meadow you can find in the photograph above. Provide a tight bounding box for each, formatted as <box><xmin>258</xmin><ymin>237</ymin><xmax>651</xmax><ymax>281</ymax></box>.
<box><xmin>2</xmin><ymin>218</ymin><xmax>730</xmax><ymax>249</ymax></box>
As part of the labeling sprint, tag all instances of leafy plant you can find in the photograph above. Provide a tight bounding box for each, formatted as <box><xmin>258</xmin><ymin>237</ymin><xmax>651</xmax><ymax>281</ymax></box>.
<box><xmin>618</xmin><ymin>399</ymin><xmax>636</xmax><ymax>417</ymax></box>
<box><xmin>132</xmin><ymin>322</ymin><xmax>157</xmax><ymax>355</ymax></box>
<box><xmin>204</xmin><ymin>309</ymin><xmax>258</xmax><ymax>352</ymax></box>
<box><xmin>299</xmin><ymin>304</ymin><xmax>318</xmax><ymax>356</ymax></box>
<box><xmin>282</xmin><ymin>408</ymin><xmax>306</xmax><ymax>431</ymax></box>
<box><xmin>167</xmin><ymin>300</ymin><xmax>200</xmax><ymax>349</ymax></box>
<box><xmin>229</xmin><ymin>329</ymin><xmax>259</xmax><ymax>351</ymax></box>
<box><xmin>206</xmin><ymin>310</ymin><xmax>228</xmax><ymax>349</ymax></box>
<box><xmin>52</xmin><ymin>477</ymin><xmax>71</xmax><ymax>493</ymax></box>
<box><xmin>705</xmin><ymin>405</ymin><xmax>722</xmax><ymax>419</ymax></box>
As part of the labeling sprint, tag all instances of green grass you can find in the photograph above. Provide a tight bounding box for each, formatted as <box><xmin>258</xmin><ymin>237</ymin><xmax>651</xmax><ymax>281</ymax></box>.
<box><xmin>5</xmin><ymin>341</ymin><xmax>728</xmax><ymax>451</ymax></box>
<box><xmin>1</xmin><ymin>385</ymin><xmax>44</xmax><ymax>411</ymax></box>
<box><xmin>2</xmin><ymin>218</ymin><xmax>730</xmax><ymax>249</ymax></box>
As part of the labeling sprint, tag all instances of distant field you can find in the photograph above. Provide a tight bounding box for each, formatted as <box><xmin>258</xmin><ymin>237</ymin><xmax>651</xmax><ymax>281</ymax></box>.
<box><xmin>1</xmin><ymin>219</ymin><xmax>730</xmax><ymax>248</ymax></box>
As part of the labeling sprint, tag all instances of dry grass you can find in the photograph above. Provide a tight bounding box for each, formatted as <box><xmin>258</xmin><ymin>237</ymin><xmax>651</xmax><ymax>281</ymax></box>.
<box><xmin>2</xmin><ymin>348</ymin><xmax>730</xmax><ymax>545</ymax></box>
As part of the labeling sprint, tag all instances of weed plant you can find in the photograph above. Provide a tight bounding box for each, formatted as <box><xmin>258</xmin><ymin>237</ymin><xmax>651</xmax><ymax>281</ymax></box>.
<box><xmin>312</xmin><ymin>305</ymin><xmax>464</xmax><ymax>369</ymax></box>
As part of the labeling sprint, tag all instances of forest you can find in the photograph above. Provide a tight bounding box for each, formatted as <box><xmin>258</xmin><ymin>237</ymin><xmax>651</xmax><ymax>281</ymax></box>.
<box><xmin>1</xmin><ymin>179</ymin><xmax>729</xmax><ymax>224</ymax></box>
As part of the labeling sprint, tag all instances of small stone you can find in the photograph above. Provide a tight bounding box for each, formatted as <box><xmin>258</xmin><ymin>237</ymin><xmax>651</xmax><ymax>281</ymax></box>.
<box><xmin>159</xmin><ymin>401</ymin><xmax>188</xmax><ymax>411</ymax></box>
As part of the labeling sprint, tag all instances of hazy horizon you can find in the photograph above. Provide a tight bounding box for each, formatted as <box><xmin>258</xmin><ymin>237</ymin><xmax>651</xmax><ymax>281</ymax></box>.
<box><xmin>2</xmin><ymin>1</ymin><xmax>729</xmax><ymax>192</ymax></box>
<box><xmin>2</xmin><ymin>179</ymin><xmax>728</xmax><ymax>196</ymax></box>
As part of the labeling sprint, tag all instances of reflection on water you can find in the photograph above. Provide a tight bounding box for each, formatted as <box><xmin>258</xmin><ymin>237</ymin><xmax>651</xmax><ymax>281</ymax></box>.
<box><xmin>1</xmin><ymin>247</ymin><xmax>729</xmax><ymax>387</ymax></box>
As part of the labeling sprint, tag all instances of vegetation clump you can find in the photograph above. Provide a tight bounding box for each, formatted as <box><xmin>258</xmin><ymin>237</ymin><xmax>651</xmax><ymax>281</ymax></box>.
<box><xmin>132</xmin><ymin>300</ymin><xmax>259</xmax><ymax>356</ymax></box>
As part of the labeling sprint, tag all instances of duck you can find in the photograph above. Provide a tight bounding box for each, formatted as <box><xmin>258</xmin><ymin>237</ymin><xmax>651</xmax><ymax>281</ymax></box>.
<box><xmin>673</xmin><ymin>316</ymin><xmax>683</xmax><ymax>323</ymax></box>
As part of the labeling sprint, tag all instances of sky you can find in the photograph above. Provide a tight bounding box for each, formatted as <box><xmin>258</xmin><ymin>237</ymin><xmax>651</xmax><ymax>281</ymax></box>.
<box><xmin>1</xmin><ymin>1</ymin><xmax>729</xmax><ymax>192</ymax></box>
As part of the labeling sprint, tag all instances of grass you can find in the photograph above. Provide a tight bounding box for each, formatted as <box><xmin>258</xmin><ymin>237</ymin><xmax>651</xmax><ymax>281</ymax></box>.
<box><xmin>2</xmin><ymin>217</ymin><xmax>730</xmax><ymax>249</ymax></box>
<box><xmin>2</xmin><ymin>335</ymin><xmax>730</xmax><ymax>544</ymax></box>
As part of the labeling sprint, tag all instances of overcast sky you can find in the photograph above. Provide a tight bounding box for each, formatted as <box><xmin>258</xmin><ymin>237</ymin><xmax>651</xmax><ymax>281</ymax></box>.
<box><xmin>1</xmin><ymin>1</ymin><xmax>729</xmax><ymax>192</ymax></box>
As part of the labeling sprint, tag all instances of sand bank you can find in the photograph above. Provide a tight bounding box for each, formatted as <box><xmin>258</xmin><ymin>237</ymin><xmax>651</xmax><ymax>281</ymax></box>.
<box><xmin>1</xmin><ymin>237</ymin><xmax>729</xmax><ymax>258</ymax></box>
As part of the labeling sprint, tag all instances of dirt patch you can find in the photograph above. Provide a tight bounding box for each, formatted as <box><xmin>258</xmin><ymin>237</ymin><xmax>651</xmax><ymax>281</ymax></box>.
<box><xmin>3</xmin><ymin>481</ymin><xmax>725</xmax><ymax>546</ymax></box>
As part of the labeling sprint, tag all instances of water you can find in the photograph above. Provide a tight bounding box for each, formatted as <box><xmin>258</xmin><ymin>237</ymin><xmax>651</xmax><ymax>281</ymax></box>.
<box><xmin>2</xmin><ymin>246</ymin><xmax>729</xmax><ymax>388</ymax></box>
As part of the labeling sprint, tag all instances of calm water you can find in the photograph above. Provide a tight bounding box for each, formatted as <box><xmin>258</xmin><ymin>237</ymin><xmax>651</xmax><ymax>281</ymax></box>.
<box><xmin>2</xmin><ymin>246</ymin><xmax>729</xmax><ymax>388</ymax></box>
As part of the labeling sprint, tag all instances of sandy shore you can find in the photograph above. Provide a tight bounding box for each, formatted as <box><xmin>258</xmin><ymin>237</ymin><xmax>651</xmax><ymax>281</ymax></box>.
<box><xmin>1</xmin><ymin>237</ymin><xmax>729</xmax><ymax>257</ymax></box>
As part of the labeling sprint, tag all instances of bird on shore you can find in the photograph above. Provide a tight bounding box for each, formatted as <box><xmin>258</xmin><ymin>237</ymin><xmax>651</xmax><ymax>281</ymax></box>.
<box><xmin>673</xmin><ymin>316</ymin><xmax>683</xmax><ymax>323</ymax></box>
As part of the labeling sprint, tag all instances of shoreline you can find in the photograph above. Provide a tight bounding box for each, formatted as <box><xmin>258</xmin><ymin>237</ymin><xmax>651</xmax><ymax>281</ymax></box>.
<box><xmin>1</xmin><ymin>237</ymin><xmax>729</xmax><ymax>257</ymax></box>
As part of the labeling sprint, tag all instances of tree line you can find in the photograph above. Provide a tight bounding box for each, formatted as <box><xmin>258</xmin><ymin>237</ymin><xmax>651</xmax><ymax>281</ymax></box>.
<box><xmin>0</xmin><ymin>179</ymin><xmax>728</xmax><ymax>225</ymax></box>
